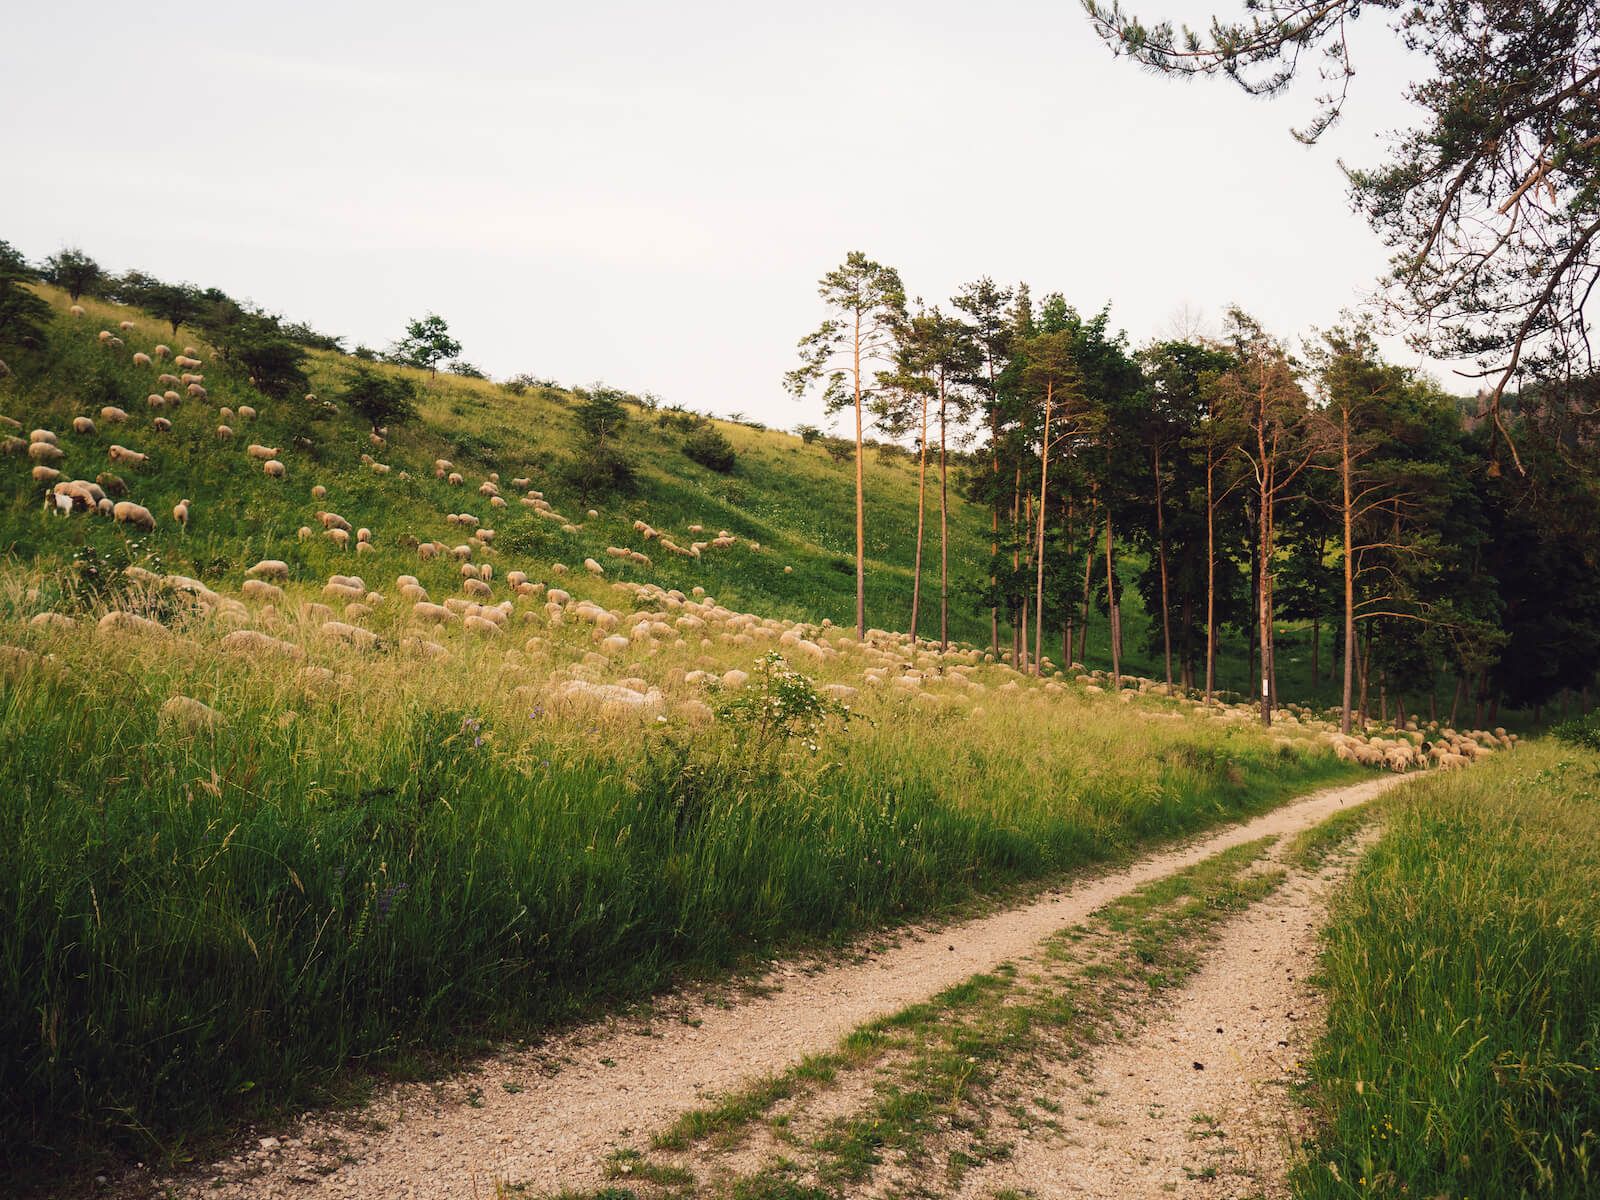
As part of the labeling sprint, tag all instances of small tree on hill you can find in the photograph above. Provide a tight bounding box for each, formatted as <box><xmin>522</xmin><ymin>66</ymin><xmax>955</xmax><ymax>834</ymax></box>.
<box><xmin>209</xmin><ymin>311</ymin><xmax>310</xmax><ymax>400</ymax></box>
<box><xmin>575</xmin><ymin>389</ymin><xmax>627</xmax><ymax>453</ymax></box>
<box><xmin>341</xmin><ymin>367</ymin><xmax>418</xmax><ymax>432</ymax></box>
<box><xmin>148</xmin><ymin>282</ymin><xmax>202</xmax><ymax>335</ymax></box>
<box><xmin>683</xmin><ymin>422</ymin><xmax>737</xmax><ymax>473</ymax></box>
<box><xmin>42</xmin><ymin>248</ymin><xmax>102</xmax><ymax>302</ymax></box>
<box><xmin>391</xmin><ymin>313</ymin><xmax>461</xmax><ymax>376</ymax></box>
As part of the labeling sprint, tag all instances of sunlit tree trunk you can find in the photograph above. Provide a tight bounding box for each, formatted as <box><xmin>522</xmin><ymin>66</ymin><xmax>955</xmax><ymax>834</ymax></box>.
<box><xmin>1153</xmin><ymin>438</ymin><xmax>1174</xmax><ymax>694</ymax></box>
<box><xmin>909</xmin><ymin>388</ymin><xmax>930</xmax><ymax>646</ymax></box>
<box><xmin>1032</xmin><ymin>380</ymin><xmax>1055</xmax><ymax>676</ymax></box>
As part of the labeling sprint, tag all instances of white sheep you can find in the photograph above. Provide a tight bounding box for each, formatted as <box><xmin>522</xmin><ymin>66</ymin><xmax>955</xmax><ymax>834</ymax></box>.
<box><xmin>152</xmin><ymin>417</ymin><xmax>173</xmax><ymax>432</ymax></box>
<box><xmin>240</xmin><ymin>579</ymin><xmax>284</xmax><ymax>604</ymax></box>
<box><xmin>73</xmin><ymin>416</ymin><xmax>95</xmax><ymax>435</ymax></box>
<box><xmin>448</xmin><ymin>472</ymin><xmax>463</xmax><ymax>485</ymax></box>
<box><xmin>463</xmin><ymin>578</ymin><xmax>492</xmax><ymax>598</ymax></box>
<box><xmin>98</xmin><ymin>610</ymin><xmax>168</xmax><ymax>636</ymax></box>
<box><xmin>237</xmin><ymin>404</ymin><xmax>255</xmax><ymax>420</ymax></box>
<box><xmin>326</xmin><ymin>527</ymin><xmax>349</xmax><ymax>548</ymax></box>
<box><xmin>216</xmin><ymin>425</ymin><xmax>234</xmax><ymax>440</ymax></box>
<box><xmin>153</xmin><ymin>344</ymin><xmax>170</xmax><ymax>359</ymax></box>
<box><xmin>107</xmin><ymin>445</ymin><xmax>148</xmax><ymax>467</ymax></box>
<box><xmin>173</xmin><ymin>498</ymin><xmax>190</xmax><ymax>528</ymax></box>
<box><xmin>70</xmin><ymin>304</ymin><xmax>85</xmax><ymax>317</ymax></box>
<box><xmin>132</xmin><ymin>352</ymin><xmax>152</xmax><ymax>367</ymax></box>
<box><xmin>27</xmin><ymin>441</ymin><xmax>65</xmax><ymax>464</ymax></box>
<box><xmin>162</xmin><ymin>390</ymin><xmax>181</xmax><ymax>405</ymax></box>
<box><xmin>246</xmin><ymin>444</ymin><xmax>278</xmax><ymax>461</ymax></box>
<box><xmin>311</xmin><ymin>484</ymin><xmax>327</xmax><ymax>500</ymax></box>
<box><xmin>247</xmin><ymin>559</ymin><xmax>290</xmax><ymax>581</ymax></box>
<box><xmin>263</xmin><ymin>459</ymin><xmax>286</xmax><ymax>479</ymax></box>
<box><xmin>100</xmin><ymin>406</ymin><xmax>128</xmax><ymax>424</ymax></box>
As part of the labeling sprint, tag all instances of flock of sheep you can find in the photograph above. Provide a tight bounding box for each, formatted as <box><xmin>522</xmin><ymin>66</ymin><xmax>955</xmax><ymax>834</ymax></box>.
<box><xmin>1</xmin><ymin>308</ymin><xmax>1507</xmax><ymax>771</ymax></box>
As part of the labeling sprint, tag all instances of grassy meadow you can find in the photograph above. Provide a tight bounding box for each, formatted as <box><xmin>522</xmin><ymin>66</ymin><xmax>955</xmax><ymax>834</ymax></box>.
<box><xmin>0</xmin><ymin>591</ymin><xmax>1356</xmax><ymax>1169</ymax></box>
<box><xmin>1297</xmin><ymin>739</ymin><xmax>1600</xmax><ymax>1199</ymax></box>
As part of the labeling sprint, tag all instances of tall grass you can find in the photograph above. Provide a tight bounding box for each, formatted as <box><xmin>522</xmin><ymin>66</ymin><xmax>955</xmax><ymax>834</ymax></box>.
<box><xmin>1296</xmin><ymin>741</ymin><xmax>1600</xmax><ymax>1198</ymax></box>
<box><xmin>0</xmin><ymin>610</ymin><xmax>1354</xmax><ymax>1172</ymax></box>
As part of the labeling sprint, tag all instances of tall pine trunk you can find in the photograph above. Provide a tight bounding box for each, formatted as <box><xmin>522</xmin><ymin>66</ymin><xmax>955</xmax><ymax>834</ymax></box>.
<box><xmin>1340</xmin><ymin>406</ymin><xmax>1356</xmax><ymax>734</ymax></box>
<box><xmin>851</xmin><ymin>310</ymin><xmax>866</xmax><ymax>639</ymax></box>
<box><xmin>1104</xmin><ymin>505</ymin><xmax>1122</xmax><ymax>688</ymax></box>
<box><xmin>909</xmin><ymin>389</ymin><xmax>930</xmax><ymax>645</ymax></box>
<box><xmin>1153</xmin><ymin>439</ymin><xmax>1174</xmax><ymax>694</ymax></box>
<box><xmin>1032</xmin><ymin>381</ymin><xmax>1054</xmax><ymax>676</ymax></box>
<box><xmin>939</xmin><ymin>378</ymin><xmax>951</xmax><ymax>652</ymax></box>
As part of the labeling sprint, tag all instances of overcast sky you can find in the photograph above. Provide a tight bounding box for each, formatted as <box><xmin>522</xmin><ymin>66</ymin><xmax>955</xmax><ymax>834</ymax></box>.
<box><xmin>1</xmin><ymin>1</ymin><xmax>1445</xmax><ymax>429</ymax></box>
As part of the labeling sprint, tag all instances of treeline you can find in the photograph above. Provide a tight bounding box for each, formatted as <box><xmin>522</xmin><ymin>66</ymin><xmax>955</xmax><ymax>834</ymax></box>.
<box><xmin>789</xmin><ymin>253</ymin><xmax>1600</xmax><ymax>729</ymax></box>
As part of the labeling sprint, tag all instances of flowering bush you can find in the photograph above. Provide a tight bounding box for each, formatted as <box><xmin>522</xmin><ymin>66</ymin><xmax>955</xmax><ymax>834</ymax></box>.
<box><xmin>715</xmin><ymin>651</ymin><xmax>848</xmax><ymax>757</ymax></box>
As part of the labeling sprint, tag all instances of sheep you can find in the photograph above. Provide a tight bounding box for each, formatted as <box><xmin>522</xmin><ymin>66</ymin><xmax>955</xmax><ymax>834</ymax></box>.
<box><xmin>239</xmin><ymin>579</ymin><xmax>283</xmax><ymax>604</ymax></box>
<box><xmin>98</xmin><ymin>610</ymin><xmax>168</xmax><ymax>636</ymax></box>
<box><xmin>547</xmin><ymin>587</ymin><xmax>571</xmax><ymax>606</ymax></box>
<box><xmin>69</xmin><ymin>304</ymin><xmax>85</xmax><ymax>317</ymax></box>
<box><xmin>73</xmin><ymin>416</ymin><xmax>95</xmax><ymax>435</ymax></box>
<box><xmin>100</xmin><ymin>406</ymin><xmax>128</xmax><ymax>423</ymax></box>
<box><xmin>216</xmin><ymin>424</ymin><xmax>234</xmax><ymax>440</ymax></box>
<box><xmin>52</xmin><ymin>480</ymin><xmax>101</xmax><ymax>511</ymax></box>
<box><xmin>118</xmin><ymin>320</ymin><xmax>136</xmax><ymax>332</ymax></box>
<box><xmin>107</xmin><ymin>444</ymin><xmax>148</xmax><ymax>468</ymax></box>
<box><xmin>187</xmin><ymin>384</ymin><xmax>208</xmax><ymax>400</ymax></box>
<box><xmin>30</xmin><ymin>611</ymin><xmax>76</xmax><ymax>630</ymax></box>
<box><xmin>321</xmin><ymin>582</ymin><xmax>367</xmax><ymax>605</ymax></box>
<box><xmin>328</xmin><ymin>574</ymin><xmax>367</xmax><ymax>591</ymax></box>
<box><xmin>584</xmin><ymin>558</ymin><xmax>605</xmax><ymax>576</ymax></box>
<box><xmin>153</xmin><ymin>344</ymin><xmax>170</xmax><ymax>359</ymax></box>
<box><xmin>463</xmin><ymin>613</ymin><xmax>503</xmax><ymax>636</ymax></box>
<box><xmin>463</xmin><ymin>577</ymin><xmax>492</xmax><ymax>599</ymax></box>
<box><xmin>413</xmin><ymin>601</ymin><xmax>454</xmax><ymax>624</ymax></box>
<box><xmin>111</xmin><ymin>501</ymin><xmax>156</xmax><ymax>530</ymax></box>
<box><xmin>27</xmin><ymin>441</ymin><xmax>65</xmax><ymax>464</ymax></box>
<box><xmin>317</xmin><ymin>511</ymin><xmax>352</xmax><ymax>532</ymax></box>
<box><xmin>326</xmin><ymin>527</ymin><xmax>349</xmax><ymax>548</ymax></box>
<box><xmin>451</xmin><ymin>544</ymin><xmax>473</xmax><ymax>561</ymax></box>
<box><xmin>146</xmin><ymin>393</ymin><xmax>166</xmax><ymax>410</ymax></box>
<box><xmin>356</xmin><ymin>528</ymin><xmax>372</xmax><ymax>544</ymax></box>
<box><xmin>263</xmin><ymin>459</ymin><xmax>285</xmax><ymax>478</ymax></box>
<box><xmin>173</xmin><ymin>498</ymin><xmax>191</xmax><ymax>528</ymax></box>
<box><xmin>476</xmin><ymin>528</ymin><xmax>495</xmax><ymax>542</ymax></box>
<box><xmin>246</xmin><ymin>443</ymin><xmax>278</xmax><ymax>461</ymax></box>
<box><xmin>29</xmin><ymin>429</ymin><xmax>58</xmax><ymax>446</ymax></box>
<box><xmin>152</xmin><ymin>417</ymin><xmax>173</xmax><ymax>432</ymax></box>
<box><xmin>448</xmin><ymin>472</ymin><xmax>464</xmax><ymax>486</ymax></box>
<box><xmin>587</xmin><ymin>508</ymin><xmax>599</xmax><ymax>520</ymax></box>
<box><xmin>247</xmin><ymin>559</ymin><xmax>290</xmax><ymax>581</ymax></box>
<box><xmin>219</xmin><ymin>628</ymin><xmax>301</xmax><ymax>659</ymax></box>
<box><xmin>160</xmin><ymin>695</ymin><xmax>220</xmax><ymax>733</ymax></box>
<box><xmin>32</xmin><ymin>465</ymin><xmax>61</xmax><ymax>483</ymax></box>
<box><xmin>237</xmin><ymin>404</ymin><xmax>255</xmax><ymax>420</ymax></box>
<box><xmin>320</xmin><ymin>621</ymin><xmax>378</xmax><ymax>651</ymax></box>
<box><xmin>163</xmin><ymin>390</ymin><xmax>181</xmax><ymax>405</ymax></box>
<box><xmin>94</xmin><ymin>472</ymin><xmax>127</xmax><ymax>497</ymax></box>
<box><xmin>97</xmin><ymin>330</ymin><xmax>112</xmax><ymax>343</ymax></box>
<box><xmin>0</xmin><ymin>436</ymin><xmax>23</xmax><ymax>457</ymax></box>
<box><xmin>132</xmin><ymin>352</ymin><xmax>152</xmax><ymax>367</ymax></box>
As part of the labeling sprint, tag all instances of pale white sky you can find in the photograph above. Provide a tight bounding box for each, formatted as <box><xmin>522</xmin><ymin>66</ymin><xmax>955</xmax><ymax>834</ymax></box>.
<box><xmin>0</xmin><ymin>1</ymin><xmax>1450</xmax><ymax>429</ymax></box>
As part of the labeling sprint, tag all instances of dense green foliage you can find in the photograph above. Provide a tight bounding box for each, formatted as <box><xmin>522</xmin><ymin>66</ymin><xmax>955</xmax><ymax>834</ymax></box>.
<box><xmin>1298</xmin><ymin>741</ymin><xmax>1600</xmax><ymax>1198</ymax></box>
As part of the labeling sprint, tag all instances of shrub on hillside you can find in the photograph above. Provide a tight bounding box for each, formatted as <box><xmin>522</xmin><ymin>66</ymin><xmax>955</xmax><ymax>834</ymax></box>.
<box><xmin>341</xmin><ymin>366</ymin><xmax>418</xmax><ymax>432</ymax></box>
<box><xmin>682</xmin><ymin>423</ymin><xmax>737</xmax><ymax>473</ymax></box>
<box><xmin>1551</xmin><ymin>711</ymin><xmax>1600</xmax><ymax>752</ymax></box>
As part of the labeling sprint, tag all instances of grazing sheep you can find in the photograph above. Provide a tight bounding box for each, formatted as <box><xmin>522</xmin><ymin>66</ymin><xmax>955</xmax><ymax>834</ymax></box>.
<box><xmin>320</xmin><ymin>620</ymin><xmax>377</xmax><ymax>651</ymax></box>
<box><xmin>152</xmin><ymin>417</ymin><xmax>173</xmax><ymax>432</ymax></box>
<box><xmin>160</xmin><ymin>695</ymin><xmax>220</xmax><ymax>733</ymax></box>
<box><xmin>240</xmin><ymin>579</ymin><xmax>284</xmax><ymax>604</ymax></box>
<box><xmin>132</xmin><ymin>352</ymin><xmax>152</xmax><ymax>367</ymax></box>
<box><xmin>32</xmin><ymin>465</ymin><xmax>61</xmax><ymax>483</ymax></box>
<box><xmin>153</xmin><ymin>344</ymin><xmax>170</xmax><ymax>359</ymax></box>
<box><xmin>247</xmin><ymin>559</ymin><xmax>290</xmax><ymax>580</ymax></box>
<box><xmin>70</xmin><ymin>304</ymin><xmax>85</xmax><ymax>317</ymax></box>
<box><xmin>417</xmin><ymin>542</ymin><xmax>438</xmax><ymax>561</ymax></box>
<box><xmin>30</xmin><ymin>429</ymin><xmax>58</xmax><ymax>446</ymax></box>
<box><xmin>216</xmin><ymin>425</ymin><xmax>234</xmax><ymax>440</ymax></box>
<box><xmin>118</xmin><ymin>320</ymin><xmax>136</xmax><ymax>332</ymax></box>
<box><xmin>448</xmin><ymin>472</ymin><xmax>464</xmax><ymax>486</ymax></box>
<box><xmin>72</xmin><ymin>416</ymin><xmax>95</xmax><ymax>435</ymax></box>
<box><xmin>0</xmin><ymin>435</ymin><xmax>23</xmax><ymax>456</ymax></box>
<box><xmin>160</xmin><ymin>374</ymin><xmax>180</xmax><ymax>386</ymax></box>
<box><xmin>98</xmin><ymin>610</ymin><xmax>168</xmax><ymax>636</ymax></box>
<box><xmin>326</xmin><ymin>527</ymin><xmax>349</xmax><ymax>548</ymax></box>
<box><xmin>100</xmin><ymin>406</ymin><xmax>128</xmax><ymax>424</ymax></box>
<box><xmin>463</xmin><ymin>577</ymin><xmax>492</xmax><ymax>598</ymax></box>
<box><xmin>173</xmin><ymin>498</ymin><xmax>190</xmax><ymax>528</ymax></box>
<box><xmin>187</xmin><ymin>384</ymin><xmax>208</xmax><ymax>400</ymax></box>
<box><xmin>30</xmin><ymin>611</ymin><xmax>76</xmax><ymax>630</ymax></box>
<box><xmin>317</xmin><ymin>511</ymin><xmax>352</xmax><ymax>532</ymax></box>
<box><xmin>584</xmin><ymin>558</ymin><xmax>604</xmax><ymax>576</ymax></box>
<box><xmin>246</xmin><ymin>443</ymin><xmax>278</xmax><ymax>460</ymax></box>
<box><xmin>237</xmin><ymin>404</ymin><xmax>255</xmax><ymax>420</ymax></box>
<box><xmin>263</xmin><ymin>459</ymin><xmax>286</xmax><ymax>478</ymax></box>
<box><xmin>27</xmin><ymin>441</ymin><xmax>65</xmax><ymax>464</ymax></box>
<box><xmin>451</xmin><ymin>544</ymin><xmax>473</xmax><ymax>561</ymax></box>
<box><xmin>107</xmin><ymin>445</ymin><xmax>148</xmax><ymax>467</ymax></box>
<box><xmin>356</xmin><ymin>528</ymin><xmax>371</xmax><ymax>543</ymax></box>
<box><xmin>162</xmin><ymin>390</ymin><xmax>181</xmax><ymax>405</ymax></box>
<box><xmin>413</xmin><ymin>601</ymin><xmax>454</xmax><ymax>624</ymax></box>
<box><xmin>219</xmin><ymin>628</ymin><xmax>300</xmax><ymax>658</ymax></box>
<box><xmin>111</xmin><ymin>500</ymin><xmax>156</xmax><ymax>530</ymax></box>
<box><xmin>311</xmin><ymin>484</ymin><xmax>327</xmax><ymax>499</ymax></box>
<box><xmin>146</xmin><ymin>393</ymin><xmax>166</xmax><ymax>410</ymax></box>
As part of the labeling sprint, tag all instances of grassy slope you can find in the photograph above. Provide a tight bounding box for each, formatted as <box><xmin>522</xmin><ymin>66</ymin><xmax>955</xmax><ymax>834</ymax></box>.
<box><xmin>1297</xmin><ymin>740</ymin><xmax>1600</xmax><ymax>1199</ymax></box>
<box><xmin>0</xmin><ymin>284</ymin><xmax>1336</xmax><ymax>701</ymax></box>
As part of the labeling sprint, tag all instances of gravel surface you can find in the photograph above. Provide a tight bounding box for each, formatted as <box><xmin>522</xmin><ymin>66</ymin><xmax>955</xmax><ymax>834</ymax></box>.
<box><xmin>118</xmin><ymin>774</ymin><xmax>1401</xmax><ymax>1200</ymax></box>
<box><xmin>955</xmin><ymin>832</ymin><xmax>1377</xmax><ymax>1199</ymax></box>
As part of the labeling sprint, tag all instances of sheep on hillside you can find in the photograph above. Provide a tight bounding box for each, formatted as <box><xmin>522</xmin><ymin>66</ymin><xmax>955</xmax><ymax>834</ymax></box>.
<box><xmin>111</xmin><ymin>501</ymin><xmax>156</xmax><ymax>530</ymax></box>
